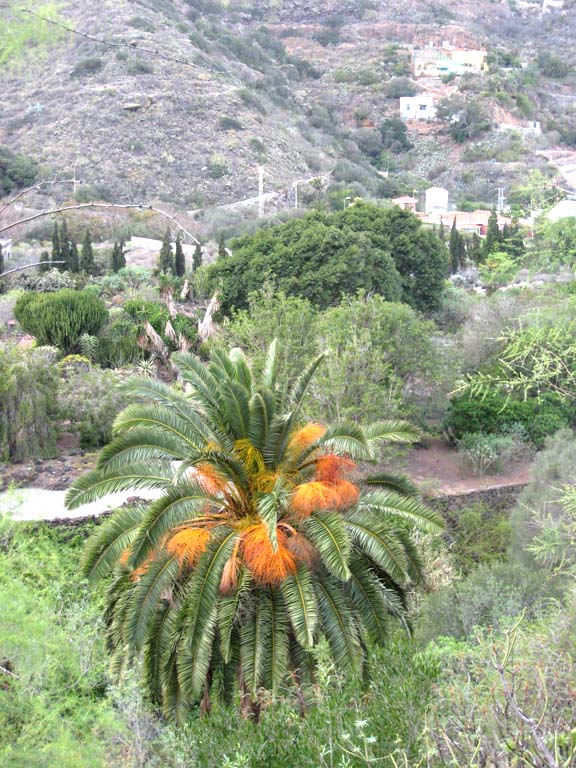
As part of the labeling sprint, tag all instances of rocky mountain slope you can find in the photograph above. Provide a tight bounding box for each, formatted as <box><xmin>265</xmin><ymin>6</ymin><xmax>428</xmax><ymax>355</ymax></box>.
<box><xmin>1</xmin><ymin>0</ymin><xmax>575</xmax><ymax>212</ymax></box>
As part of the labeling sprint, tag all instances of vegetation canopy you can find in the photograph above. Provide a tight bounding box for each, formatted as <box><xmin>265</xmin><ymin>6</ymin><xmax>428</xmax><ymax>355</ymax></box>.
<box><xmin>66</xmin><ymin>342</ymin><xmax>442</xmax><ymax>721</ymax></box>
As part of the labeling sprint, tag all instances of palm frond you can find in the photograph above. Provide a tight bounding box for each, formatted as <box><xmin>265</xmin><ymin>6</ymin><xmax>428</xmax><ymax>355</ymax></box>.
<box><xmin>304</xmin><ymin>511</ymin><xmax>351</xmax><ymax>581</ymax></box>
<box><xmin>358</xmin><ymin>490</ymin><xmax>444</xmax><ymax>532</ymax></box>
<box><xmin>262</xmin><ymin>339</ymin><xmax>279</xmax><ymax>390</ymax></box>
<box><xmin>96</xmin><ymin>430</ymin><xmax>190</xmax><ymax>470</ymax></box>
<box><xmin>288</xmin><ymin>352</ymin><xmax>326</xmax><ymax>410</ymax></box>
<box><xmin>240</xmin><ymin>588</ymin><xmax>269</xmax><ymax>697</ymax></box>
<box><xmin>281</xmin><ymin>564</ymin><xmax>317</xmax><ymax>649</ymax></box>
<box><xmin>257</xmin><ymin>477</ymin><xmax>289</xmax><ymax>551</ymax></box>
<box><xmin>344</xmin><ymin>554</ymin><xmax>391</xmax><ymax>645</ymax></box>
<box><xmin>143</xmin><ymin>599</ymin><xmax>174</xmax><ymax>705</ymax></box>
<box><xmin>344</xmin><ymin>509</ymin><xmax>409</xmax><ymax>584</ymax></box>
<box><xmin>218</xmin><ymin>569</ymin><xmax>251</xmax><ymax>663</ymax></box>
<box><xmin>126</xmin><ymin>553</ymin><xmax>181</xmax><ymax>649</ymax></box>
<box><xmin>113</xmin><ymin>404</ymin><xmax>207</xmax><ymax>449</ymax></box>
<box><xmin>65</xmin><ymin>462</ymin><xmax>174</xmax><ymax>510</ymax></box>
<box><xmin>229</xmin><ymin>347</ymin><xmax>253</xmax><ymax>392</ymax></box>
<box><xmin>81</xmin><ymin>504</ymin><xmax>146</xmax><ymax>580</ymax></box>
<box><xmin>362</xmin><ymin>472</ymin><xmax>419</xmax><ymax>497</ymax></box>
<box><xmin>315</xmin><ymin>576</ymin><xmax>363</xmax><ymax>674</ymax></box>
<box><xmin>363</xmin><ymin>420</ymin><xmax>421</xmax><ymax>444</ymax></box>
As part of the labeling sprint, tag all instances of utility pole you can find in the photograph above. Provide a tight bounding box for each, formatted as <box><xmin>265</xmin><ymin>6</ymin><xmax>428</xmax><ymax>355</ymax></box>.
<box><xmin>258</xmin><ymin>166</ymin><xmax>265</xmax><ymax>218</ymax></box>
<box><xmin>73</xmin><ymin>165</ymin><xmax>78</xmax><ymax>198</ymax></box>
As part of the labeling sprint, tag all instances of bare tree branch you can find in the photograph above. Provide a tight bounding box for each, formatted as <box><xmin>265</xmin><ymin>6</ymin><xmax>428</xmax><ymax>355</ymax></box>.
<box><xmin>0</xmin><ymin>202</ymin><xmax>200</xmax><ymax>244</ymax></box>
<box><xmin>0</xmin><ymin>261</ymin><xmax>65</xmax><ymax>278</ymax></box>
<box><xmin>0</xmin><ymin>3</ymin><xmax>200</xmax><ymax>70</ymax></box>
<box><xmin>0</xmin><ymin>179</ymin><xmax>77</xmax><ymax>216</ymax></box>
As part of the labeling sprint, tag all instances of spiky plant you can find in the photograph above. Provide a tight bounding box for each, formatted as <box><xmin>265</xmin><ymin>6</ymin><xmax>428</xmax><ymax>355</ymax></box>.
<box><xmin>66</xmin><ymin>342</ymin><xmax>442</xmax><ymax>721</ymax></box>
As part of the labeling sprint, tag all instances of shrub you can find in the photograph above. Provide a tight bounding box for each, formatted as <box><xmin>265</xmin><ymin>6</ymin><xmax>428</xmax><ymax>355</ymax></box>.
<box><xmin>16</xmin><ymin>268</ymin><xmax>75</xmax><ymax>293</ymax></box>
<box><xmin>0</xmin><ymin>145</ymin><xmax>38</xmax><ymax>196</ymax></box>
<box><xmin>14</xmin><ymin>289</ymin><xmax>108</xmax><ymax>355</ymax></box>
<box><xmin>447</xmin><ymin>503</ymin><xmax>512</xmax><ymax>574</ymax></box>
<box><xmin>218</xmin><ymin>115</ymin><xmax>244</xmax><ymax>131</ymax></box>
<box><xmin>386</xmin><ymin>76</ymin><xmax>417</xmax><ymax>98</ymax></box>
<box><xmin>58</xmin><ymin>362</ymin><xmax>129</xmax><ymax>449</ymax></box>
<box><xmin>70</xmin><ymin>57</ymin><xmax>103</xmax><ymax>78</ymax></box>
<box><xmin>207</xmin><ymin>153</ymin><xmax>229</xmax><ymax>178</ymax></box>
<box><xmin>0</xmin><ymin>344</ymin><xmax>59</xmax><ymax>462</ymax></box>
<box><xmin>96</xmin><ymin>312</ymin><xmax>143</xmax><ymax>368</ymax></box>
<box><xmin>458</xmin><ymin>427</ymin><xmax>530</xmax><ymax>475</ymax></box>
<box><xmin>126</xmin><ymin>58</ymin><xmax>154</xmax><ymax>75</ymax></box>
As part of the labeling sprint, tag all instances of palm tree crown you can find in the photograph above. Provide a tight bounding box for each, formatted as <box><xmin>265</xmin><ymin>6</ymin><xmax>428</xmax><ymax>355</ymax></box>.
<box><xmin>66</xmin><ymin>342</ymin><xmax>442</xmax><ymax>721</ymax></box>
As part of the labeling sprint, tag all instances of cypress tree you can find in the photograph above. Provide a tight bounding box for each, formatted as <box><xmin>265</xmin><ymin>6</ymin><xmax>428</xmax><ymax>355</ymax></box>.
<box><xmin>81</xmin><ymin>229</ymin><xmax>95</xmax><ymax>275</ymax></box>
<box><xmin>117</xmin><ymin>239</ymin><xmax>126</xmax><ymax>271</ymax></box>
<box><xmin>39</xmin><ymin>250</ymin><xmax>51</xmax><ymax>273</ymax></box>
<box><xmin>193</xmin><ymin>243</ymin><xmax>203</xmax><ymax>272</ymax></box>
<box><xmin>158</xmin><ymin>227</ymin><xmax>174</xmax><ymax>274</ymax></box>
<box><xmin>483</xmin><ymin>209</ymin><xmax>501</xmax><ymax>259</ymax></box>
<box><xmin>110</xmin><ymin>241</ymin><xmax>119</xmax><ymax>273</ymax></box>
<box><xmin>0</xmin><ymin>243</ymin><xmax>4</xmax><ymax>277</ymax></box>
<box><xmin>52</xmin><ymin>221</ymin><xmax>61</xmax><ymax>268</ymax></box>
<box><xmin>175</xmin><ymin>232</ymin><xmax>185</xmax><ymax>277</ymax></box>
<box><xmin>438</xmin><ymin>220</ymin><xmax>446</xmax><ymax>243</ymax></box>
<box><xmin>468</xmin><ymin>232</ymin><xmax>483</xmax><ymax>263</ymax></box>
<box><xmin>69</xmin><ymin>240</ymin><xmax>80</xmax><ymax>273</ymax></box>
<box><xmin>60</xmin><ymin>220</ymin><xmax>71</xmax><ymax>272</ymax></box>
<box><xmin>218</xmin><ymin>233</ymin><xmax>227</xmax><ymax>260</ymax></box>
<box><xmin>449</xmin><ymin>219</ymin><xmax>462</xmax><ymax>274</ymax></box>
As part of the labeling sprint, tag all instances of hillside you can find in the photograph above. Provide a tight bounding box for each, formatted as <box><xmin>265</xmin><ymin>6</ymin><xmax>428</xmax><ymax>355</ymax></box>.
<box><xmin>1</xmin><ymin>0</ymin><xmax>576</xmax><ymax>213</ymax></box>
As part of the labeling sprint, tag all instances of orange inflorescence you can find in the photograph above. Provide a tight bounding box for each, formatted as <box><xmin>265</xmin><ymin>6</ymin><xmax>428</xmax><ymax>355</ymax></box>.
<box><xmin>330</xmin><ymin>480</ymin><xmax>360</xmax><ymax>510</ymax></box>
<box><xmin>315</xmin><ymin>454</ymin><xmax>356</xmax><ymax>483</ymax></box>
<box><xmin>166</xmin><ymin>527</ymin><xmax>211</xmax><ymax>566</ymax></box>
<box><xmin>193</xmin><ymin>463</ymin><xmax>228</xmax><ymax>495</ymax></box>
<box><xmin>285</xmin><ymin>531</ymin><xmax>316</xmax><ymax>565</ymax></box>
<box><xmin>251</xmin><ymin>469</ymin><xmax>281</xmax><ymax>493</ymax></box>
<box><xmin>241</xmin><ymin>523</ymin><xmax>297</xmax><ymax>585</ymax></box>
<box><xmin>219</xmin><ymin>554</ymin><xmax>240</xmax><ymax>595</ymax></box>
<box><xmin>290</xmin><ymin>480</ymin><xmax>339</xmax><ymax>517</ymax></box>
<box><xmin>130</xmin><ymin>557</ymin><xmax>152</xmax><ymax>582</ymax></box>
<box><xmin>287</xmin><ymin>423</ymin><xmax>327</xmax><ymax>454</ymax></box>
<box><xmin>119</xmin><ymin>548</ymin><xmax>131</xmax><ymax>567</ymax></box>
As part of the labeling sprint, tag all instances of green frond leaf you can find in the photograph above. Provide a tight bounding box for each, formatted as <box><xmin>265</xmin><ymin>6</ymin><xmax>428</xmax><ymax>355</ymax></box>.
<box><xmin>362</xmin><ymin>472</ymin><xmax>419</xmax><ymax>497</ymax></box>
<box><xmin>281</xmin><ymin>564</ymin><xmax>317</xmax><ymax>649</ymax></box>
<box><xmin>96</xmin><ymin>430</ymin><xmax>189</xmax><ymax>470</ymax></box>
<box><xmin>81</xmin><ymin>504</ymin><xmax>146</xmax><ymax>580</ymax></box>
<box><xmin>112</xmin><ymin>403</ymin><xmax>208</xmax><ymax>449</ymax></box>
<box><xmin>218</xmin><ymin>569</ymin><xmax>251</xmax><ymax>663</ymax></box>
<box><xmin>262</xmin><ymin>339</ymin><xmax>279</xmax><ymax>390</ymax></box>
<box><xmin>257</xmin><ymin>477</ymin><xmax>289</xmax><ymax>551</ymax></box>
<box><xmin>65</xmin><ymin>463</ymin><xmax>173</xmax><ymax>510</ymax></box>
<box><xmin>345</xmin><ymin>510</ymin><xmax>409</xmax><ymax>584</ymax></box>
<box><xmin>304</xmin><ymin>511</ymin><xmax>351</xmax><ymax>581</ymax></box>
<box><xmin>315</xmin><ymin>576</ymin><xmax>363</xmax><ymax>674</ymax></box>
<box><xmin>359</xmin><ymin>490</ymin><xmax>444</xmax><ymax>532</ymax></box>
<box><xmin>126</xmin><ymin>553</ymin><xmax>181</xmax><ymax>650</ymax></box>
<box><xmin>344</xmin><ymin>554</ymin><xmax>391</xmax><ymax>645</ymax></box>
<box><xmin>363</xmin><ymin>420</ymin><xmax>421</xmax><ymax>444</ymax></box>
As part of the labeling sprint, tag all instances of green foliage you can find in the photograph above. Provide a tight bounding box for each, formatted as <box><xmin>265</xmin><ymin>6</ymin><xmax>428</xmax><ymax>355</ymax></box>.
<box><xmin>479</xmin><ymin>250</ymin><xmax>519</xmax><ymax>288</ymax></box>
<box><xmin>123</xmin><ymin>297</ymin><xmax>169</xmax><ymax>335</ymax></box>
<box><xmin>110</xmin><ymin>239</ymin><xmax>126</xmax><ymax>273</ymax></box>
<box><xmin>14</xmin><ymin>289</ymin><xmax>108</xmax><ymax>355</ymax></box>
<box><xmin>66</xmin><ymin>343</ymin><xmax>438</xmax><ymax>719</ymax></box>
<box><xmin>380</xmin><ymin>118</ymin><xmax>413</xmax><ymax>153</ymax></box>
<box><xmin>157</xmin><ymin>228</ymin><xmax>174</xmax><ymax>274</ymax></box>
<box><xmin>445</xmin><ymin>391</ymin><xmax>575</xmax><ymax>448</ymax></box>
<box><xmin>208</xmin><ymin>203</ymin><xmax>447</xmax><ymax>315</ymax></box>
<box><xmin>436</xmin><ymin>96</ymin><xmax>491</xmax><ymax>143</ymax></box>
<box><xmin>70</xmin><ymin>57</ymin><xmax>104</xmax><ymax>78</ymax></box>
<box><xmin>385</xmin><ymin>77</ymin><xmax>417</xmax><ymax>98</ymax></box>
<box><xmin>38</xmin><ymin>250</ymin><xmax>51</xmax><ymax>274</ymax></box>
<box><xmin>218</xmin><ymin>115</ymin><xmax>244</xmax><ymax>131</ymax></box>
<box><xmin>0</xmin><ymin>145</ymin><xmax>38</xmax><ymax>195</ymax></box>
<box><xmin>96</xmin><ymin>311</ymin><xmax>144</xmax><ymax>368</ymax></box>
<box><xmin>193</xmin><ymin>243</ymin><xmax>203</xmax><ymax>272</ymax></box>
<box><xmin>458</xmin><ymin>429</ymin><xmax>529</xmax><ymax>475</ymax></box>
<box><xmin>483</xmin><ymin>209</ymin><xmax>501</xmax><ymax>258</ymax></box>
<box><xmin>0</xmin><ymin>344</ymin><xmax>59</xmax><ymax>461</ymax></box>
<box><xmin>537</xmin><ymin>50</ymin><xmax>570</xmax><ymax>78</ymax></box>
<box><xmin>174</xmin><ymin>233</ymin><xmax>185</xmax><ymax>277</ymax></box>
<box><xmin>58</xmin><ymin>363</ymin><xmax>129</xmax><ymax>449</ymax></box>
<box><xmin>0</xmin><ymin>2</ymin><xmax>67</xmax><ymax>69</ymax></box>
<box><xmin>447</xmin><ymin>503</ymin><xmax>512</xmax><ymax>575</ymax></box>
<box><xmin>80</xmin><ymin>230</ymin><xmax>96</xmax><ymax>275</ymax></box>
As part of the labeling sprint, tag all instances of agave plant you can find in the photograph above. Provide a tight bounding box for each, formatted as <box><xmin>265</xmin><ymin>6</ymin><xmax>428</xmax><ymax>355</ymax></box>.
<box><xmin>66</xmin><ymin>342</ymin><xmax>442</xmax><ymax>721</ymax></box>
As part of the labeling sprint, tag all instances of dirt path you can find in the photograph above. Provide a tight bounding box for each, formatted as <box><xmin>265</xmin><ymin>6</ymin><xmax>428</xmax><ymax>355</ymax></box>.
<box><xmin>384</xmin><ymin>437</ymin><xmax>531</xmax><ymax>497</ymax></box>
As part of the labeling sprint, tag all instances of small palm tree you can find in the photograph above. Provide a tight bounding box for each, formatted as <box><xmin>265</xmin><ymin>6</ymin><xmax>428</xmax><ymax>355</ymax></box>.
<box><xmin>66</xmin><ymin>342</ymin><xmax>442</xmax><ymax>721</ymax></box>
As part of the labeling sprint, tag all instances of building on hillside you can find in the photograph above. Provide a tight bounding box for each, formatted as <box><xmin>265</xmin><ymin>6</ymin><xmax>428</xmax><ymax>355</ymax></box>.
<box><xmin>442</xmin><ymin>210</ymin><xmax>512</xmax><ymax>235</ymax></box>
<box><xmin>399</xmin><ymin>95</ymin><xmax>437</xmax><ymax>121</ymax></box>
<box><xmin>498</xmin><ymin>120</ymin><xmax>542</xmax><ymax>136</ymax></box>
<box><xmin>547</xmin><ymin>199</ymin><xmax>576</xmax><ymax>222</ymax></box>
<box><xmin>0</xmin><ymin>238</ymin><xmax>13</xmax><ymax>262</ymax></box>
<box><xmin>425</xmin><ymin>186</ymin><xmax>449</xmax><ymax>215</ymax></box>
<box><xmin>413</xmin><ymin>43</ymin><xmax>487</xmax><ymax>78</ymax></box>
<box><xmin>391</xmin><ymin>195</ymin><xmax>418</xmax><ymax>213</ymax></box>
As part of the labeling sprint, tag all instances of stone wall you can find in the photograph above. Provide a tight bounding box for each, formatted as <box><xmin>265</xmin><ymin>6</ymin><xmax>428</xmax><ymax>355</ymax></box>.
<box><xmin>429</xmin><ymin>482</ymin><xmax>528</xmax><ymax>525</ymax></box>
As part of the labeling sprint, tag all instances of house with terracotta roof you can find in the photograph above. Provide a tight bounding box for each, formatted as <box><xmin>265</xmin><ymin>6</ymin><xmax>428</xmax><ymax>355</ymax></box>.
<box><xmin>391</xmin><ymin>195</ymin><xmax>418</xmax><ymax>213</ymax></box>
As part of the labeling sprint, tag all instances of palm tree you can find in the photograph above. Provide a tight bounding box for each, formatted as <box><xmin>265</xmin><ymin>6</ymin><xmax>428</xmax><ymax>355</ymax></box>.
<box><xmin>66</xmin><ymin>342</ymin><xmax>442</xmax><ymax>721</ymax></box>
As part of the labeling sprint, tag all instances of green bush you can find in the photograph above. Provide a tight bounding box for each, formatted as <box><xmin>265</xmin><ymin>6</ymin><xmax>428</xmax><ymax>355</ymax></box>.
<box><xmin>447</xmin><ymin>503</ymin><xmax>512</xmax><ymax>575</ymax></box>
<box><xmin>218</xmin><ymin>115</ymin><xmax>244</xmax><ymax>131</ymax></box>
<box><xmin>445</xmin><ymin>391</ymin><xmax>574</xmax><ymax>448</ymax></box>
<box><xmin>0</xmin><ymin>145</ymin><xmax>38</xmax><ymax>196</ymax></box>
<box><xmin>458</xmin><ymin>429</ymin><xmax>528</xmax><ymax>475</ymax></box>
<box><xmin>70</xmin><ymin>57</ymin><xmax>104</xmax><ymax>78</ymax></box>
<box><xmin>96</xmin><ymin>312</ymin><xmax>143</xmax><ymax>368</ymax></box>
<box><xmin>57</xmin><ymin>362</ymin><xmax>129</xmax><ymax>449</ymax></box>
<box><xmin>14</xmin><ymin>289</ymin><xmax>108</xmax><ymax>355</ymax></box>
<box><xmin>0</xmin><ymin>344</ymin><xmax>59</xmax><ymax>462</ymax></box>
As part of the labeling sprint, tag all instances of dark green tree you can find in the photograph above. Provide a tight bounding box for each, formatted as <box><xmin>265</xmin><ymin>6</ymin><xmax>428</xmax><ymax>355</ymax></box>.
<box><xmin>51</xmin><ymin>221</ymin><xmax>62</xmax><ymax>268</ymax></box>
<box><xmin>39</xmin><ymin>250</ymin><xmax>51</xmax><ymax>273</ymax></box>
<box><xmin>111</xmin><ymin>240</ymin><xmax>127</xmax><ymax>273</ymax></box>
<box><xmin>193</xmin><ymin>243</ymin><xmax>203</xmax><ymax>272</ymax></box>
<box><xmin>80</xmin><ymin>229</ymin><xmax>95</xmax><ymax>275</ymax></box>
<box><xmin>158</xmin><ymin>228</ymin><xmax>174</xmax><ymax>274</ymax></box>
<box><xmin>218</xmin><ymin>233</ymin><xmax>227</xmax><ymax>260</ymax></box>
<box><xmin>502</xmin><ymin>220</ymin><xmax>525</xmax><ymax>260</ymax></box>
<box><xmin>60</xmin><ymin>220</ymin><xmax>71</xmax><ymax>272</ymax></box>
<box><xmin>467</xmin><ymin>232</ymin><xmax>483</xmax><ymax>263</ymax></box>
<box><xmin>69</xmin><ymin>240</ymin><xmax>80</xmax><ymax>274</ymax></box>
<box><xmin>174</xmin><ymin>232</ymin><xmax>186</xmax><ymax>277</ymax></box>
<box><xmin>483</xmin><ymin>209</ymin><xmax>501</xmax><ymax>259</ymax></box>
<box><xmin>438</xmin><ymin>221</ymin><xmax>446</xmax><ymax>243</ymax></box>
<box><xmin>0</xmin><ymin>244</ymin><xmax>4</xmax><ymax>288</ymax></box>
<box><xmin>449</xmin><ymin>219</ymin><xmax>464</xmax><ymax>274</ymax></box>
<box><xmin>117</xmin><ymin>239</ymin><xmax>126</xmax><ymax>271</ymax></box>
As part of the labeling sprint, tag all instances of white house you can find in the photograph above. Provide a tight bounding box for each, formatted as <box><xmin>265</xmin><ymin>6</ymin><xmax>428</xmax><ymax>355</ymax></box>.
<box><xmin>0</xmin><ymin>238</ymin><xmax>13</xmax><ymax>261</ymax></box>
<box><xmin>425</xmin><ymin>186</ymin><xmax>449</xmax><ymax>215</ymax></box>
<box><xmin>547</xmin><ymin>199</ymin><xmax>576</xmax><ymax>223</ymax></box>
<box><xmin>399</xmin><ymin>95</ymin><xmax>437</xmax><ymax>121</ymax></box>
